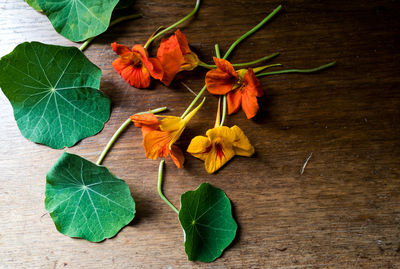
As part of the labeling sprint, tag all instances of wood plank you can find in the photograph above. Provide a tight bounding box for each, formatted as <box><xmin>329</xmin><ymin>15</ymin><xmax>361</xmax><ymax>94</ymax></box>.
<box><xmin>0</xmin><ymin>0</ymin><xmax>399</xmax><ymax>268</ymax></box>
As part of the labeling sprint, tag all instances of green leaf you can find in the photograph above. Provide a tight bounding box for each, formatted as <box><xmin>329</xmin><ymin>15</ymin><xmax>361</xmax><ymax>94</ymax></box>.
<box><xmin>0</xmin><ymin>42</ymin><xmax>110</xmax><ymax>149</ymax></box>
<box><xmin>37</xmin><ymin>0</ymin><xmax>120</xmax><ymax>42</ymax></box>
<box><xmin>116</xmin><ymin>0</ymin><xmax>135</xmax><ymax>10</ymax></box>
<box><xmin>45</xmin><ymin>152</ymin><xmax>135</xmax><ymax>242</ymax></box>
<box><xmin>179</xmin><ymin>183</ymin><xmax>237</xmax><ymax>262</ymax></box>
<box><xmin>26</xmin><ymin>0</ymin><xmax>42</xmax><ymax>11</ymax></box>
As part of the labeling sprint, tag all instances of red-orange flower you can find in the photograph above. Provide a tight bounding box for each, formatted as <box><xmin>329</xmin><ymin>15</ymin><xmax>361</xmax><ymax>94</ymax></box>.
<box><xmin>205</xmin><ymin>57</ymin><xmax>263</xmax><ymax>119</ymax></box>
<box><xmin>157</xmin><ymin>30</ymin><xmax>199</xmax><ymax>86</ymax></box>
<box><xmin>111</xmin><ymin>43</ymin><xmax>163</xmax><ymax>88</ymax></box>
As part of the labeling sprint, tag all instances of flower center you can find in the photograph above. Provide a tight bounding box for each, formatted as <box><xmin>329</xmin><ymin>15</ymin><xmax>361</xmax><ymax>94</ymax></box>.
<box><xmin>132</xmin><ymin>58</ymin><xmax>142</xmax><ymax>68</ymax></box>
<box><xmin>233</xmin><ymin>78</ymin><xmax>247</xmax><ymax>92</ymax></box>
<box><xmin>214</xmin><ymin>142</ymin><xmax>224</xmax><ymax>161</ymax></box>
<box><xmin>130</xmin><ymin>53</ymin><xmax>143</xmax><ymax>68</ymax></box>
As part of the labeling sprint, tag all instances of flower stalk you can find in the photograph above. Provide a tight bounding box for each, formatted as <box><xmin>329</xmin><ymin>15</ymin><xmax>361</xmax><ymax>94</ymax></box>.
<box><xmin>157</xmin><ymin>160</ymin><xmax>179</xmax><ymax>214</ymax></box>
<box><xmin>144</xmin><ymin>0</ymin><xmax>201</xmax><ymax>49</ymax></box>
<box><xmin>223</xmin><ymin>5</ymin><xmax>282</xmax><ymax>60</ymax></box>
<box><xmin>96</xmin><ymin>107</ymin><xmax>167</xmax><ymax>165</ymax></box>
<box><xmin>198</xmin><ymin>52</ymin><xmax>280</xmax><ymax>69</ymax></box>
<box><xmin>256</xmin><ymin>61</ymin><xmax>336</xmax><ymax>77</ymax></box>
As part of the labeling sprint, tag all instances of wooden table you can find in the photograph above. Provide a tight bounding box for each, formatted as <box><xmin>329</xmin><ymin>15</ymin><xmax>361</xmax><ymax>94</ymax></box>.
<box><xmin>1</xmin><ymin>0</ymin><xmax>399</xmax><ymax>268</ymax></box>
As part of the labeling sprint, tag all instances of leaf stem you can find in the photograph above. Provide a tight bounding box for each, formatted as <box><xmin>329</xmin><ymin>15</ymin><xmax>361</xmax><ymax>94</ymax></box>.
<box><xmin>198</xmin><ymin>52</ymin><xmax>280</xmax><ymax>69</ymax></box>
<box><xmin>223</xmin><ymin>5</ymin><xmax>282</xmax><ymax>60</ymax></box>
<box><xmin>158</xmin><ymin>160</ymin><xmax>179</xmax><ymax>214</ymax></box>
<box><xmin>256</xmin><ymin>61</ymin><xmax>336</xmax><ymax>78</ymax></box>
<box><xmin>96</xmin><ymin>106</ymin><xmax>167</xmax><ymax>165</ymax></box>
<box><xmin>144</xmin><ymin>0</ymin><xmax>201</xmax><ymax>49</ymax></box>
<box><xmin>79</xmin><ymin>13</ymin><xmax>143</xmax><ymax>52</ymax></box>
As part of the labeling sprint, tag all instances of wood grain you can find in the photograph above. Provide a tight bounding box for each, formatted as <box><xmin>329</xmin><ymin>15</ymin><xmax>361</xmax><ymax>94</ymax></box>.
<box><xmin>1</xmin><ymin>0</ymin><xmax>400</xmax><ymax>268</ymax></box>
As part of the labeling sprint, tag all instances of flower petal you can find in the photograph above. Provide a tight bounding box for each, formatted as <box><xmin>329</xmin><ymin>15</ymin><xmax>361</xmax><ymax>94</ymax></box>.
<box><xmin>170</xmin><ymin>145</ymin><xmax>185</xmax><ymax>168</ymax></box>
<box><xmin>112</xmin><ymin>57</ymin><xmax>132</xmax><ymax>75</ymax></box>
<box><xmin>174</xmin><ymin>29</ymin><xmax>190</xmax><ymax>55</ymax></box>
<box><xmin>121</xmin><ymin>64</ymin><xmax>151</xmax><ymax>88</ymax></box>
<box><xmin>159</xmin><ymin>116</ymin><xmax>185</xmax><ymax>146</ymax></box>
<box><xmin>157</xmin><ymin>37</ymin><xmax>183</xmax><ymax>86</ymax></box>
<box><xmin>132</xmin><ymin>44</ymin><xmax>164</xmax><ymax>81</ymax></box>
<box><xmin>230</xmin><ymin>125</ymin><xmax>254</xmax><ymax>157</ymax></box>
<box><xmin>227</xmin><ymin>90</ymin><xmax>242</xmax><ymax>115</ymax></box>
<box><xmin>244</xmin><ymin>68</ymin><xmax>263</xmax><ymax>97</ymax></box>
<box><xmin>130</xmin><ymin>113</ymin><xmax>160</xmax><ymax>136</ymax></box>
<box><xmin>187</xmin><ymin>135</ymin><xmax>211</xmax><ymax>161</ymax></box>
<box><xmin>213</xmin><ymin>57</ymin><xmax>237</xmax><ymax>78</ymax></box>
<box><xmin>205</xmin><ymin>58</ymin><xmax>237</xmax><ymax>95</ymax></box>
<box><xmin>130</xmin><ymin>113</ymin><xmax>159</xmax><ymax>128</ymax></box>
<box><xmin>204</xmin><ymin>140</ymin><xmax>235</xmax><ymax>174</ymax></box>
<box><xmin>147</xmin><ymin>57</ymin><xmax>164</xmax><ymax>80</ymax></box>
<box><xmin>241</xmin><ymin>89</ymin><xmax>260</xmax><ymax>119</ymax></box>
<box><xmin>111</xmin><ymin>42</ymin><xmax>132</xmax><ymax>57</ymax></box>
<box><xmin>206</xmin><ymin>126</ymin><xmax>236</xmax><ymax>145</ymax></box>
<box><xmin>142</xmin><ymin>130</ymin><xmax>171</xmax><ymax>160</ymax></box>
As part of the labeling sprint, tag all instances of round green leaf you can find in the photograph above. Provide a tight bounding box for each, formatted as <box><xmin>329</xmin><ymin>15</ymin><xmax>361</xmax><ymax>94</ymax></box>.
<box><xmin>26</xmin><ymin>0</ymin><xmax>42</xmax><ymax>11</ymax></box>
<box><xmin>45</xmin><ymin>152</ymin><xmax>135</xmax><ymax>242</ymax></box>
<box><xmin>36</xmin><ymin>0</ymin><xmax>120</xmax><ymax>42</ymax></box>
<box><xmin>0</xmin><ymin>42</ymin><xmax>110</xmax><ymax>149</ymax></box>
<box><xmin>179</xmin><ymin>183</ymin><xmax>237</xmax><ymax>262</ymax></box>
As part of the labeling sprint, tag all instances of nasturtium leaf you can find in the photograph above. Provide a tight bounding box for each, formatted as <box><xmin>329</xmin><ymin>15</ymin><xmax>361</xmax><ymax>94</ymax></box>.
<box><xmin>116</xmin><ymin>0</ymin><xmax>135</xmax><ymax>10</ymax></box>
<box><xmin>45</xmin><ymin>152</ymin><xmax>135</xmax><ymax>242</ymax></box>
<box><xmin>26</xmin><ymin>0</ymin><xmax>42</xmax><ymax>11</ymax></box>
<box><xmin>179</xmin><ymin>183</ymin><xmax>237</xmax><ymax>262</ymax></box>
<box><xmin>37</xmin><ymin>0</ymin><xmax>120</xmax><ymax>42</ymax></box>
<box><xmin>0</xmin><ymin>42</ymin><xmax>110</xmax><ymax>149</ymax></box>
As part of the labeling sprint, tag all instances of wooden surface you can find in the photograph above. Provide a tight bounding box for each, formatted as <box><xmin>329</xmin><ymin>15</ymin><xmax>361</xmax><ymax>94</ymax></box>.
<box><xmin>1</xmin><ymin>0</ymin><xmax>400</xmax><ymax>268</ymax></box>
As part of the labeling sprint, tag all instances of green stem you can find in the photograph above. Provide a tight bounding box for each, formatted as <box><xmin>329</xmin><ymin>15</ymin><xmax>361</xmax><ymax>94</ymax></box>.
<box><xmin>144</xmin><ymin>0</ymin><xmax>201</xmax><ymax>49</ymax></box>
<box><xmin>96</xmin><ymin>106</ymin><xmax>167</xmax><ymax>165</ymax></box>
<box><xmin>215</xmin><ymin>44</ymin><xmax>221</xmax><ymax>58</ymax></box>
<box><xmin>158</xmin><ymin>160</ymin><xmax>179</xmax><ymax>214</ymax></box>
<box><xmin>233</xmin><ymin>53</ymin><xmax>280</xmax><ymax>67</ymax></box>
<box><xmin>220</xmin><ymin>95</ymin><xmax>227</xmax><ymax>126</ymax></box>
<box><xmin>198</xmin><ymin>62</ymin><xmax>215</xmax><ymax>69</ymax></box>
<box><xmin>256</xmin><ymin>61</ymin><xmax>336</xmax><ymax>78</ymax></box>
<box><xmin>79</xmin><ymin>38</ymin><xmax>94</xmax><ymax>52</ymax></box>
<box><xmin>223</xmin><ymin>5</ymin><xmax>282</xmax><ymax>59</ymax></box>
<box><xmin>213</xmin><ymin>44</ymin><xmax>227</xmax><ymax>126</ymax></box>
<box><xmin>181</xmin><ymin>85</ymin><xmax>207</xmax><ymax>118</ymax></box>
<box><xmin>198</xmin><ymin>52</ymin><xmax>280</xmax><ymax>69</ymax></box>
<box><xmin>79</xmin><ymin>13</ymin><xmax>143</xmax><ymax>52</ymax></box>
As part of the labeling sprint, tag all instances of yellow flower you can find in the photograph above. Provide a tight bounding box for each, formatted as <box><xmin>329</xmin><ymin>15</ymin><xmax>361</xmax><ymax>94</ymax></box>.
<box><xmin>187</xmin><ymin>125</ymin><xmax>254</xmax><ymax>173</ymax></box>
<box><xmin>130</xmin><ymin>99</ymin><xmax>205</xmax><ymax>168</ymax></box>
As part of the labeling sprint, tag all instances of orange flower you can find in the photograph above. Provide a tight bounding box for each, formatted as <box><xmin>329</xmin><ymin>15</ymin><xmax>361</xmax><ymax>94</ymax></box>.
<box><xmin>205</xmin><ymin>57</ymin><xmax>263</xmax><ymax>119</ymax></box>
<box><xmin>157</xmin><ymin>30</ymin><xmax>199</xmax><ymax>86</ymax></box>
<box><xmin>187</xmin><ymin>125</ymin><xmax>254</xmax><ymax>173</ymax></box>
<box><xmin>111</xmin><ymin>42</ymin><xmax>163</xmax><ymax>88</ymax></box>
<box><xmin>130</xmin><ymin>100</ymin><xmax>204</xmax><ymax>168</ymax></box>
